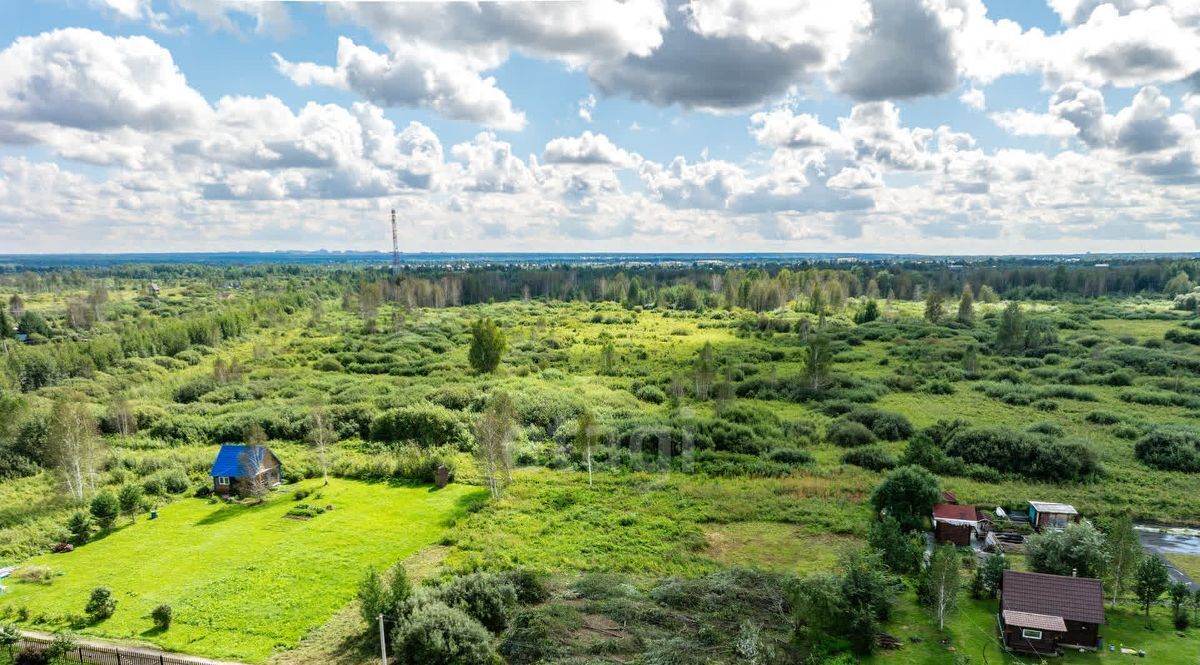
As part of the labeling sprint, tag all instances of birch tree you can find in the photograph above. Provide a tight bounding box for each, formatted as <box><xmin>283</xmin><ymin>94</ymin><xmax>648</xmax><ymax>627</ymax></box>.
<box><xmin>574</xmin><ymin>408</ymin><xmax>599</xmax><ymax>488</ymax></box>
<box><xmin>308</xmin><ymin>406</ymin><xmax>334</xmax><ymax>486</ymax></box>
<box><xmin>1104</xmin><ymin>514</ymin><xmax>1143</xmax><ymax>606</ymax></box>
<box><xmin>919</xmin><ymin>545</ymin><xmax>961</xmax><ymax>631</ymax></box>
<box><xmin>48</xmin><ymin>397</ymin><xmax>102</xmax><ymax>502</ymax></box>
<box><xmin>474</xmin><ymin>392</ymin><xmax>517</xmax><ymax>499</ymax></box>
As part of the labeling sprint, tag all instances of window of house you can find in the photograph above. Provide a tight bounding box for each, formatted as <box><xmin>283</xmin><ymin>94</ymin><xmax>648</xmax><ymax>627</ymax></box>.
<box><xmin>1021</xmin><ymin>629</ymin><xmax>1042</xmax><ymax>640</ymax></box>
<box><xmin>217</xmin><ymin>476</ymin><xmax>230</xmax><ymax>486</ymax></box>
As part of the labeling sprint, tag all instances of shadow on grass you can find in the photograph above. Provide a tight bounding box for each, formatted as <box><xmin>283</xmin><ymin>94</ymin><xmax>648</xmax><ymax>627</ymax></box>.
<box><xmin>193</xmin><ymin>499</ymin><xmax>273</xmax><ymax>526</ymax></box>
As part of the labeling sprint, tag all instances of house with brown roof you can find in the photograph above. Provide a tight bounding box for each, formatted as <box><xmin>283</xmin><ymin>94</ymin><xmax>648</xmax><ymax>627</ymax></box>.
<box><xmin>932</xmin><ymin>503</ymin><xmax>984</xmax><ymax>546</ymax></box>
<box><xmin>999</xmin><ymin>570</ymin><xmax>1105</xmax><ymax>655</ymax></box>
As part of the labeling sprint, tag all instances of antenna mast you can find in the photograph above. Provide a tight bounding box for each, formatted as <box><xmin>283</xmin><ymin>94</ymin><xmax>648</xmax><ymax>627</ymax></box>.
<box><xmin>390</xmin><ymin>208</ymin><xmax>400</xmax><ymax>276</ymax></box>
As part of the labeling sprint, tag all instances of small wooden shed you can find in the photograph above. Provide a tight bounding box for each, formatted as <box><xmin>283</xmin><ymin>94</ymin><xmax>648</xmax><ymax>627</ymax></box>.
<box><xmin>1027</xmin><ymin>501</ymin><xmax>1079</xmax><ymax>532</ymax></box>
<box><xmin>210</xmin><ymin>445</ymin><xmax>282</xmax><ymax>496</ymax></box>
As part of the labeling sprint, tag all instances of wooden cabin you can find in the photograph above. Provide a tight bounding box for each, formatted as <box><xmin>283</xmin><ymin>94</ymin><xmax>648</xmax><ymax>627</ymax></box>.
<box><xmin>1000</xmin><ymin>571</ymin><xmax>1105</xmax><ymax>655</ymax></box>
<box><xmin>209</xmin><ymin>445</ymin><xmax>282</xmax><ymax>496</ymax></box>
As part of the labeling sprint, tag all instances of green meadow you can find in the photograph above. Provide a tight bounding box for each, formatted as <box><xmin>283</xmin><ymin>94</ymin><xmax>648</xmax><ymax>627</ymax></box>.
<box><xmin>0</xmin><ymin>480</ymin><xmax>483</xmax><ymax>663</ymax></box>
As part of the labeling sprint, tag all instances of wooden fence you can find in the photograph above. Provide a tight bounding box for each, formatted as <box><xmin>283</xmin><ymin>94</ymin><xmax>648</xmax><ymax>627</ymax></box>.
<box><xmin>12</xmin><ymin>634</ymin><xmax>216</xmax><ymax>665</ymax></box>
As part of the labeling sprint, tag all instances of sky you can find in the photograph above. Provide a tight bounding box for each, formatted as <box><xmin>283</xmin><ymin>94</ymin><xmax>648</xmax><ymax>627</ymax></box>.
<box><xmin>0</xmin><ymin>0</ymin><xmax>1199</xmax><ymax>255</ymax></box>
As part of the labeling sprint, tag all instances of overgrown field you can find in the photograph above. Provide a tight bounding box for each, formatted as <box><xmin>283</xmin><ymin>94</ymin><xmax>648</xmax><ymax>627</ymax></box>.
<box><xmin>3</xmin><ymin>261</ymin><xmax>1200</xmax><ymax>663</ymax></box>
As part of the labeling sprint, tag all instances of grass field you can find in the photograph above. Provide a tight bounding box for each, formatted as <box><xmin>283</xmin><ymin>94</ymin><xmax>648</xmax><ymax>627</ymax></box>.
<box><xmin>1168</xmin><ymin>554</ymin><xmax>1200</xmax><ymax>583</ymax></box>
<box><xmin>0</xmin><ymin>479</ymin><xmax>484</xmax><ymax>663</ymax></box>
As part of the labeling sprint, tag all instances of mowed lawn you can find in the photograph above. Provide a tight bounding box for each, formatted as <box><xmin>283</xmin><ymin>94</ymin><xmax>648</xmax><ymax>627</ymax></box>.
<box><xmin>0</xmin><ymin>479</ymin><xmax>484</xmax><ymax>663</ymax></box>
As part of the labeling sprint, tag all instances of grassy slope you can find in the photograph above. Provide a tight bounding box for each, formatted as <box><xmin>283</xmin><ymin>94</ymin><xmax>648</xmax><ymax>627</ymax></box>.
<box><xmin>0</xmin><ymin>479</ymin><xmax>484</xmax><ymax>663</ymax></box>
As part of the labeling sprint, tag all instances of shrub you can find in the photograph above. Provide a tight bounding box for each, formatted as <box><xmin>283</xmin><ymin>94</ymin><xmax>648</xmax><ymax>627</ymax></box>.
<box><xmin>841</xmin><ymin>446</ymin><xmax>897</xmax><ymax>471</ymax></box>
<box><xmin>945</xmin><ymin>427</ymin><xmax>1099</xmax><ymax>482</ymax></box>
<box><xmin>436</xmin><ymin>572</ymin><xmax>517</xmax><ymax>633</ymax></box>
<box><xmin>1027</xmin><ymin>422</ymin><xmax>1063</xmax><ymax>437</ymax></box>
<box><xmin>766</xmin><ymin>448</ymin><xmax>814</xmax><ymax>465</ymax></box>
<box><xmin>314</xmin><ymin>356</ymin><xmax>344</xmax><ymax>372</ymax></box>
<box><xmin>841</xmin><ymin>408</ymin><xmax>913</xmax><ymax>441</ymax></box>
<box><xmin>369</xmin><ymin>404</ymin><xmax>470</xmax><ymax>449</ymax></box>
<box><xmin>392</xmin><ymin>602</ymin><xmax>494</xmax><ymax>665</ymax></box>
<box><xmin>85</xmin><ymin>586</ymin><xmax>116</xmax><ymax>621</ymax></box>
<box><xmin>634</xmin><ymin>385</ymin><xmax>666</xmax><ymax>404</ymax></box>
<box><xmin>826</xmin><ymin>420</ymin><xmax>877</xmax><ymax>447</ymax></box>
<box><xmin>498</xmin><ymin>607</ymin><xmax>571</xmax><ymax>665</ymax></box>
<box><xmin>172</xmin><ymin>377</ymin><xmax>217</xmax><ymax>404</ymax></box>
<box><xmin>151</xmin><ymin>604</ymin><xmax>172</xmax><ymax>630</ymax></box>
<box><xmin>499</xmin><ymin>569</ymin><xmax>550</xmax><ymax>605</ymax></box>
<box><xmin>1135</xmin><ymin>427</ymin><xmax>1200</xmax><ymax>472</ymax></box>
<box><xmin>1085</xmin><ymin>411</ymin><xmax>1122</xmax><ymax>425</ymax></box>
<box><xmin>15</xmin><ymin>648</ymin><xmax>48</xmax><ymax>665</ymax></box>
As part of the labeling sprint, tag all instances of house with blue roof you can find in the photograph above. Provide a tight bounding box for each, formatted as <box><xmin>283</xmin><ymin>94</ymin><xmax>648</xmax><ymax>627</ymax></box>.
<box><xmin>210</xmin><ymin>445</ymin><xmax>282</xmax><ymax>496</ymax></box>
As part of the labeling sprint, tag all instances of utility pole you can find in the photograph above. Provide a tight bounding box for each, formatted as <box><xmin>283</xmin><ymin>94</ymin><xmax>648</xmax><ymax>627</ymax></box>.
<box><xmin>390</xmin><ymin>209</ymin><xmax>400</xmax><ymax>277</ymax></box>
<box><xmin>378</xmin><ymin>613</ymin><xmax>388</xmax><ymax>665</ymax></box>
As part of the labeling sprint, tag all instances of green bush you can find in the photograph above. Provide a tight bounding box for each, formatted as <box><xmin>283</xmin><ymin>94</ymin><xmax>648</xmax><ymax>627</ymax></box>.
<box><xmin>841</xmin><ymin>408</ymin><xmax>913</xmax><ymax>441</ymax></box>
<box><xmin>151</xmin><ymin>604</ymin><xmax>172</xmax><ymax>630</ymax></box>
<box><xmin>369</xmin><ymin>404</ymin><xmax>470</xmax><ymax>449</ymax></box>
<box><xmin>766</xmin><ymin>448</ymin><xmax>814</xmax><ymax>465</ymax></box>
<box><xmin>945</xmin><ymin>427</ymin><xmax>1099</xmax><ymax>482</ymax></box>
<box><xmin>1135</xmin><ymin>427</ymin><xmax>1200</xmax><ymax>472</ymax></box>
<box><xmin>841</xmin><ymin>446</ymin><xmax>897</xmax><ymax>471</ymax></box>
<box><xmin>826</xmin><ymin>420</ymin><xmax>877</xmax><ymax>447</ymax></box>
<box><xmin>437</xmin><ymin>572</ymin><xmax>518</xmax><ymax>632</ymax></box>
<box><xmin>634</xmin><ymin>385</ymin><xmax>667</xmax><ymax>404</ymax></box>
<box><xmin>85</xmin><ymin>586</ymin><xmax>116</xmax><ymax>621</ymax></box>
<box><xmin>393</xmin><ymin>602</ymin><xmax>494</xmax><ymax>665</ymax></box>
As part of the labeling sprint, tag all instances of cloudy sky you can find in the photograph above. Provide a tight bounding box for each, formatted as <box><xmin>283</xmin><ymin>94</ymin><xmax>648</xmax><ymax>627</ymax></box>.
<box><xmin>2</xmin><ymin>0</ymin><xmax>1199</xmax><ymax>254</ymax></box>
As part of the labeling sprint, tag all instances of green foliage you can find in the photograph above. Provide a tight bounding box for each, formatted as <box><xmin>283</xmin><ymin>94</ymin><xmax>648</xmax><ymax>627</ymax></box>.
<box><xmin>85</xmin><ymin>586</ymin><xmax>116</xmax><ymax>621</ymax></box>
<box><xmin>369</xmin><ymin>404</ymin><xmax>470</xmax><ymax>449</ymax></box>
<box><xmin>1135</xmin><ymin>426</ymin><xmax>1200</xmax><ymax>472</ymax></box>
<box><xmin>841</xmin><ymin>446</ymin><xmax>897</xmax><ymax>471</ymax></box>
<box><xmin>151</xmin><ymin>604</ymin><xmax>173</xmax><ymax>630</ymax></box>
<box><xmin>117</xmin><ymin>484</ymin><xmax>143</xmax><ymax>518</ymax></box>
<box><xmin>392</xmin><ymin>601</ymin><xmax>494</xmax><ymax>665</ymax></box>
<box><xmin>1135</xmin><ymin>556</ymin><xmax>1170</xmax><ymax>623</ymax></box>
<box><xmin>1026</xmin><ymin>521</ymin><xmax>1109</xmax><ymax>579</ymax></box>
<box><xmin>65</xmin><ymin>511</ymin><xmax>91</xmax><ymax>545</ymax></box>
<box><xmin>793</xmin><ymin>548</ymin><xmax>901</xmax><ymax>656</ymax></box>
<box><xmin>944</xmin><ymin>426</ymin><xmax>1099</xmax><ymax>482</ymax></box>
<box><xmin>467</xmin><ymin>318</ymin><xmax>506</xmax><ymax>373</ymax></box>
<box><xmin>436</xmin><ymin>572</ymin><xmax>517</xmax><ymax>632</ymax></box>
<box><xmin>917</xmin><ymin>545</ymin><xmax>960</xmax><ymax>631</ymax></box>
<box><xmin>46</xmin><ymin>633</ymin><xmax>77</xmax><ymax>663</ymax></box>
<box><xmin>826</xmin><ymin>420</ymin><xmax>877</xmax><ymax>447</ymax></box>
<box><xmin>88</xmin><ymin>491</ymin><xmax>120</xmax><ymax>530</ymax></box>
<box><xmin>923</xmin><ymin>290</ymin><xmax>945</xmax><ymax>324</ymax></box>
<box><xmin>870</xmin><ymin>466</ymin><xmax>940</xmax><ymax>533</ymax></box>
<box><xmin>867</xmin><ymin>516</ymin><xmax>923</xmax><ymax>575</ymax></box>
<box><xmin>972</xmin><ymin>554</ymin><xmax>1009</xmax><ymax>599</ymax></box>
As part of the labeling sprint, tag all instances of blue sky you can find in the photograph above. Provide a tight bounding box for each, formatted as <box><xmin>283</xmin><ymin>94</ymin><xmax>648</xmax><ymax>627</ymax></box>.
<box><xmin>1</xmin><ymin>0</ymin><xmax>1198</xmax><ymax>254</ymax></box>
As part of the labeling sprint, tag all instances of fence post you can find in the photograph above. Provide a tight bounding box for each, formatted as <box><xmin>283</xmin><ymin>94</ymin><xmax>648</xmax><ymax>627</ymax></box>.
<box><xmin>78</xmin><ymin>647</ymin><xmax>84</xmax><ymax>664</ymax></box>
<box><xmin>116</xmin><ymin>649</ymin><xmax>121</xmax><ymax>665</ymax></box>
<box><xmin>159</xmin><ymin>655</ymin><xmax>164</xmax><ymax>665</ymax></box>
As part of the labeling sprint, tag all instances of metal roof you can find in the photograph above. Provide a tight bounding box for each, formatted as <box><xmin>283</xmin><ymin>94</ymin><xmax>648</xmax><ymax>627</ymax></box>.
<box><xmin>1003</xmin><ymin>611</ymin><xmax>1067</xmax><ymax>632</ymax></box>
<box><xmin>209</xmin><ymin>445</ymin><xmax>273</xmax><ymax>478</ymax></box>
<box><xmin>1028</xmin><ymin>501</ymin><xmax>1078</xmax><ymax>515</ymax></box>
<box><xmin>1001</xmin><ymin>571</ymin><xmax>1105</xmax><ymax>625</ymax></box>
<box><xmin>932</xmin><ymin>503</ymin><xmax>979</xmax><ymax>522</ymax></box>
